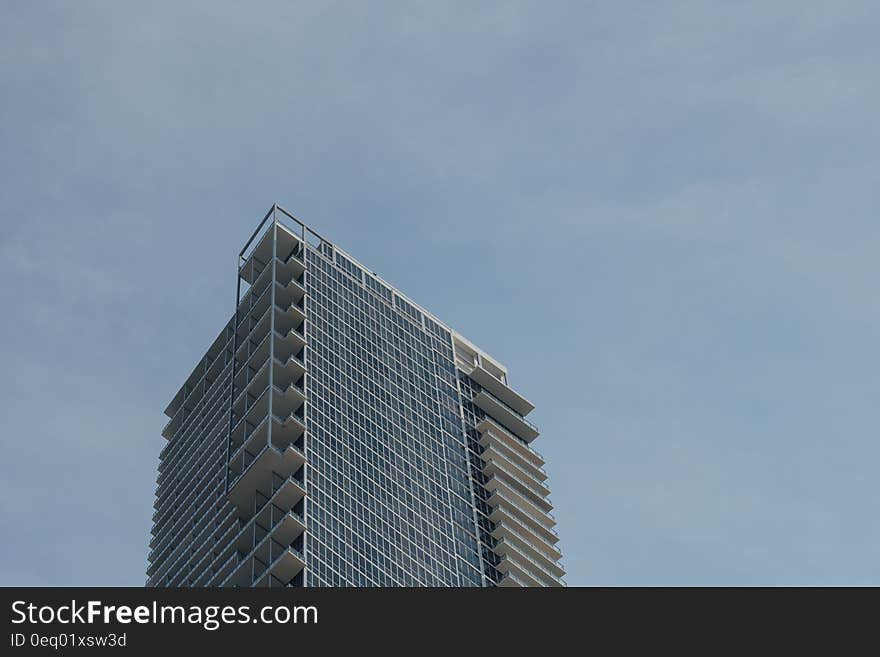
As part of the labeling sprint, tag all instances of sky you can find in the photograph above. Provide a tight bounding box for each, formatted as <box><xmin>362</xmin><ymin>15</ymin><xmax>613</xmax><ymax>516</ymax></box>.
<box><xmin>1</xmin><ymin>1</ymin><xmax>879</xmax><ymax>586</ymax></box>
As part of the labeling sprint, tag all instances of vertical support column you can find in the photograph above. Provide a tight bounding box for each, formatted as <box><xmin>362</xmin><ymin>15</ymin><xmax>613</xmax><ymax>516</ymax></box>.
<box><xmin>268</xmin><ymin>209</ymin><xmax>278</xmax><ymax>448</ymax></box>
<box><xmin>225</xmin><ymin>256</ymin><xmax>242</xmax><ymax>495</ymax></box>
<box><xmin>298</xmin><ymin>226</ymin><xmax>310</xmax><ymax>586</ymax></box>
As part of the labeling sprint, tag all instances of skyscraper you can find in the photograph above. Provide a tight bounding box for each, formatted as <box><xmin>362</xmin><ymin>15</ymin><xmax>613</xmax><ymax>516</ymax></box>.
<box><xmin>147</xmin><ymin>205</ymin><xmax>564</xmax><ymax>587</ymax></box>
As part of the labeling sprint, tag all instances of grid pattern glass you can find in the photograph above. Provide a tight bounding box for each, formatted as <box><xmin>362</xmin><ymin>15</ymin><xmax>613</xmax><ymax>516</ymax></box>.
<box><xmin>304</xmin><ymin>247</ymin><xmax>483</xmax><ymax>586</ymax></box>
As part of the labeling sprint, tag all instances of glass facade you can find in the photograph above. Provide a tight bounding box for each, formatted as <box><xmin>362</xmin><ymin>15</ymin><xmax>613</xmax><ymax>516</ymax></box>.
<box><xmin>304</xmin><ymin>247</ymin><xmax>482</xmax><ymax>586</ymax></box>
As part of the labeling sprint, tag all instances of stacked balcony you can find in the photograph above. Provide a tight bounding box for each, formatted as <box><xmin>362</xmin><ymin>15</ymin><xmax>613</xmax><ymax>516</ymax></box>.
<box><xmin>223</xmin><ymin>218</ymin><xmax>309</xmax><ymax>587</ymax></box>
<box><xmin>147</xmin><ymin>317</ymin><xmax>238</xmax><ymax>587</ymax></box>
<box><xmin>149</xmin><ymin>211</ymin><xmax>311</xmax><ymax>588</ymax></box>
<box><xmin>472</xmin><ymin>389</ymin><xmax>539</xmax><ymax>443</ymax></box>
<box><xmin>470</xmin><ymin>372</ymin><xmax>564</xmax><ymax>587</ymax></box>
<box><xmin>217</xmin><ymin>470</ymin><xmax>307</xmax><ymax>587</ymax></box>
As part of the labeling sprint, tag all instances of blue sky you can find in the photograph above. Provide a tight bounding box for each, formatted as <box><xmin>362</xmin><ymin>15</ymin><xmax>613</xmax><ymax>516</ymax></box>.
<box><xmin>2</xmin><ymin>2</ymin><xmax>879</xmax><ymax>585</ymax></box>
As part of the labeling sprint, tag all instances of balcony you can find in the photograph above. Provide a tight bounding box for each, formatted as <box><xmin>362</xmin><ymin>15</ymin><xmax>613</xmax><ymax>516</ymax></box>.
<box><xmin>227</xmin><ymin>442</ymin><xmax>306</xmax><ymax>511</ymax></box>
<box><xmin>496</xmin><ymin>554</ymin><xmax>548</xmax><ymax>588</ymax></box>
<box><xmin>483</xmin><ymin>458</ymin><xmax>550</xmax><ymax>502</ymax></box>
<box><xmin>479</xmin><ymin>439</ymin><xmax>546</xmax><ymax>484</ymax></box>
<box><xmin>231</xmin><ymin>508</ymin><xmax>306</xmax><ymax>565</ymax></box>
<box><xmin>472</xmin><ymin>390</ymin><xmax>539</xmax><ymax>443</ymax></box>
<box><xmin>496</xmin><ymin>570</ymin><xmax>530</xmax><ymax>587</ymax></box>
<box><xmin>274</xmin><ymin>276</ymin><xmax>306</xmax><ymax>311</ymax></box>
<box><xmin>489</xmin><ymin>503</ymin><xmax>559</xmax><ymax>546</ymax></box>
<box><xmin>486</xmin><ymin>486</ymin><xmax>556</xmax><ymax>533</ymax></box>
<box><xmin>496</xmin><ymin>554</ymin><xmax>562</xmax><ymax>588</ymax></box>
<box><xmin>155</xmin><ymin>391</ymin><xmax>229</xmax><ymax>501</ymax></box>
<box><xmin>481</xmin><ymin>450</ymin><xmax>549</xmax><ymax>496</ymax></box>
<box><xmin>468</xmin><ymin>364</ymin><xmax>534</xmax><ymax>416</ymax></box>
<box><xmin>233</xmin><ymin>307</ymin><xmax>304</xmax><ymax>373</ymax></box>
<box><xmin>238</xmin><ymin>222</ymin><xmax>305</xmax><ymax>287</ymax></box>
<box><xmin>187</xmin><ymin>474</ymin><xmax>306</xmax><ymax>586</ymax></box>
<box><xmin>277</xmin><ymin>324</ymin><xmax>306</xmax><ymax>353</ymax></box>
<box><xmin>155</xmin><ymin>506</ymin><xmax>239</xmax><ymax>587</ymax></box>
<box><xmin>229</xmin><ymin>385</ymin><xmax>305</xmax><ymax>462</ymax></box>
<box><xmin>235</xmin><ymin>279</ymin><xmax>276</xmax><ymax>334</ymax></box>
<box><xmin>252</xmin><ymin>545</ymin><xmax>306</xmax><ymax>587</ymax></box>
<box><xmin>491</xmin><ymin>521</ymin><xmax>563</xmax><ymax>564</ymax></box>
<box><xmin>275</xmin><ymin>351</ymin><xmax>306</xmax><ymax>378</ymax></box>
<box><xmin>476</xmin><ymin>417</ymin><xmax>544</xmax><ymax>468</ymax></box>
<box><xmin>484</xmin><ymin>471</ymin><xmax>552</xmax><ymax>514</ymax></box>
<box><xmin>235</xmin><ymin>294</ymin><xmax>306</xmax><ymax>363</ymax></box>
<box><xmin>186</xmin><ymin>474</ymin><xmax>305</xmax><ymax>587</ymax></box>
<box><xmin>238</xmin><ymin>267</ymin><xmax>306</xmax><ymax>312</ymax></box>
<box><xmin>232</xmin><ymin>353</ymin><xmax>304</xmax><ymax>416</ymax></box>
<box><xmin>494</xmin><ymin>538</ymin><xmax>564</xmax><ymax>586</ymax></box>
<box><xmin>148</xmin><ymin>458</ymin><xmax>225</xmax><ymax>558</ymax></box>
<box><xmin>221</xmin><ymin>513</ymin><xmax>306</xmax><ymax>588</ymax></box>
